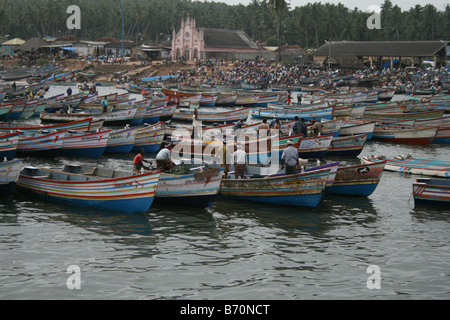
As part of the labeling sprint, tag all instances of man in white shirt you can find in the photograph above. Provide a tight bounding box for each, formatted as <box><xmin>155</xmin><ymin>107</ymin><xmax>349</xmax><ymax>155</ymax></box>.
<box><xmin>156</xmin><ymin>143</ymin><xmax>175</xmax><ymax>171</ymax></box>
<box><xmin>231</xmin><ymin>143</ymin><xmax>247</xmax><ymax>179</ymax></box>
<box><xmin>281</xmin><ymin>140</ymin><xmax>299</xmax><ymax>175</ymax></box>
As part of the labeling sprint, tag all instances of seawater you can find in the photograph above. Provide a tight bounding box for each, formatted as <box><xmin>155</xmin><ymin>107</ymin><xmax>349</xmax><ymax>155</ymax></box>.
<box><xmin>0</xmin><ymin>86</ymin><xmax>449</xmax><ymax>300</ymax></box>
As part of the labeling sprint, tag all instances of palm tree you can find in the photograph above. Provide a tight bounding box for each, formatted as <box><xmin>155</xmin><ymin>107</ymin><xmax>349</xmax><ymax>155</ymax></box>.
<box><xmin>267</xmin><ymin>0</ymin><xmax>288</xmax><ymax>61</ymax></box>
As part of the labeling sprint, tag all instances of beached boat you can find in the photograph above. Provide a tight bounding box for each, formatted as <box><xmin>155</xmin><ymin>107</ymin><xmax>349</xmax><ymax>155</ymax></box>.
<box><xmin>361</xmin><ymin>154</ymin><xmax>450</xmax><ymax>178</ymax></box>
<box><xmin>219</xmin><ymin>167</ymin><xmax>332</xmax><ymax>207</ymax></box>
<box><xmin>60</xmin><ymin>130</ymin><xmax>111</xmax><ymax>158</ymax></box>
<box><xmin>17</xmin><ymin>130</ymin><xmax>66</xmax><ymax>156</ymax></box>
<box><xmin>0</xmin><ymin>158</ymin><xmax>23</xmax><ymax>196</ymax></box>
<box><xmin>362</xmin><ymin>109</ymin><xmax>445</xmax><ymax>121</ymax></box>
<box><xmin>326</xmin><ymin>161</ymin><xmax>385</xmax><ymax>196</ymax></box>
<box><xmin>327</xmin><ymin>134</ymin><xmax>368</xmax><ymax>157</ymax></box>
<box><xmin>17</xmin><ymin>164</ymin><xmax>161</xmax><ymax>213</ymax></box>
<box><xmin>249</xmin><ymin>106</ymin><xmax>335</xmax><ymax>122</ymax></box>
<box><xmin>132</xmin><ymin>122</ymin><xmax>166</xmax><ymax>153</ymax></box>
<box><xmin>413</xmin><ymin>178</ymin><xmax>450</xmax><ymax>206</ymax></box>
<box><xmin>0</xmin><ymin>118</ymin><xmax>103</xmax><ymax>133</ymax></box>
<box><xmin>40</xmin><ymin>108</ymin><xmax>139</xmax><ymax>126</ymax></box>
<box><xmin>154</xmin><ymin>167</ymin><xmax>224</xmax><ymax>208</ymax></box>
<box><xmin>297</xmin><ymin>134</ymin><xmax>334</xmax><ymax>159</ymax></box>
<box><xmin>172</xmin><ymin>107</ymin><xmax>251</xmax><ymax>124</ymax></box>
<box><xmin>105</xmin><ymin>126</ymin><xmax>138</xmax><ymax>154</ymax></box>
<box><xmin>339</xmin><ymin>120</ymin><xmax>375</xmax><ymax>140</ymax></box>
<box><xmin>0</xmin><ymin>132</ymin><xmax>21</xmax><ymax>160</ymax></box>
<box><xmin>372</xmin><ymin>125</ymin><xmax>438</xmax><ymax>144</ymax></box>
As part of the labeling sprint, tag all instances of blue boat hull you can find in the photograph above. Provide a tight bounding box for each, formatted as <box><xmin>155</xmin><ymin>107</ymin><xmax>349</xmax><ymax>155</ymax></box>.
<box><xmin>25</xmin><ymin>192</ymin><xmax>156</xmax><ymax>213</ymax></box>
<box><xmin>326</xmin><ymin>183</ymin><xmax>379</xmax><ymax>196</ymax></box>
<box><xmin>105</xmin><ymin>144</ymin><xmax>135</xmax><ymax>154</ymax></box>
<box><xmin>132</xmin><ymin>144</ymin><xmax>160</xmax><ymax>154</ymax></box>
<box><xmin>0</xmin><ymin>150</ymin><xmax>17</xmax><ymax>161</ymax></box>
<box><xmin>142</xmin><ymin>116</ymin><xmax>160</xmax><ymax>124</ymax></box>
<box><xmin>59</xmin><ymin>147</ymin><xmax>106</xmax><ymax>158</ymax></box>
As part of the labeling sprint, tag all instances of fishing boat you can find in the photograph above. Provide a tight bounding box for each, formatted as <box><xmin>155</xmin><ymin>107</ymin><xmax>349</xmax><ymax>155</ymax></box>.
<box><xmin>40</xmin><ymin>108</ymin><xmax>139</xmax><ymax>126</ymax></box>
<box><xmin>17</xmin><ymin>130</ymin><xmax>66</xmax><ymax>156</ymax></box>
<box><xmin>132</xmin><ymin>122</ymin><xmax>166</xmax><ymax>153</ymax></box>
<box><xmin>326</xmin><ymin>134</ymin><xmax>368</xmax><ymax>157</ymax></box>
<box><xmin>362</xmin><ymin>109</ymin><xmax>445</xmax><ymax>121</ymax></box>
<box><xmin>105</xmin><ymin>126</ymin><xmax>137</xmax><ymax>154</ymax></box>
<box><xmin>0</xmin><ymin>158</ymin><xmax>23</xmax><ymax>196</ymax></box>
<box><xmin>326</xmin><ymin>161</ymin><xmax>385</xmax><ymax>196</ymax></box>
<box><xmin>297</xmin><ymin>134</ymin><xmax>334</xmax><ymax>159</ymax></box>
<box><xmin>0</xmin><ymin>132</ymin><xmax>21</xmax><ymax>160</ymax></box>
<box><xmin>172</xmin><ymin>107</ymin><xmax>251</xmax><ymax>124</ymax></box>
<box><xmin>154</xmin><ymin>167</ymin><xmax>224</xmax><ymax>208</ymax></box>
<box><xmin>60</xmin><ymin>130</ymin><xmax>111</xmax><ymax>158</ymax></box>
<box><xmin>17</xmin><ymin>164</ymin><xmax>161</xmax><ymax>213</ymax></box>
<box><xmin>339</xmin><ymin>120</ymin><xmax>375</xmax><ymax>140</ymax></box>
<box><xmin>361</xmin><ymin>154</ymin><xmax>450</xmax><ymax>178</ymax></box>
<box><xmin>219</xmin><ymin>167</ymin><xmax>332</xmax><ymax>207</ymax></box>
<box><xmin>372</xmin><ymin>125</ymin><xmax>438</xmax><ymax>144</ymax></box>
<box><xmin>0</xmin><ymin>118</ymin><xmax>102</xmax><ymax>133</ymax></box>
<box><xmin>413</xmin><ymin>178</ymin><xmax>450</xmax><ymax>206</ymax></box>
<box><xmin>249</xmin><ymin>106</ymin><xmax>335</xmax><ymax>122</ymax></box>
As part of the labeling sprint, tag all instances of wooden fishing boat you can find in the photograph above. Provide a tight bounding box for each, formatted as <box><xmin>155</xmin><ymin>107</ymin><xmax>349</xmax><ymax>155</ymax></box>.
<box><xmin>154</xmin><ymin>167</ymin><xmax>224</xmax><ymax>208</ymax></box>
<box><xmin>280</xmin><ymin>119</ymin><xmax>342</xmax><ymax>137</ymax></box>
<box><xmin>0</xmin><ymin>118</ymin><xmax>102</xmax><ymax>133</ymax></box>
<box><xmin>215</xmin><ymin>93</ymin><xmax>237</xmax><ymax>107</ymax></box>
<box><xmin>17</xmin><ymin>164</ymin><xmax>161</xmax><ymax>213</ymax></box>
<box><xmin>361</xmin><ymin>155</ymin><xmax>450</xmax><ymax>178</ymax></box>
<box><xmin>326</xmin><ymin>161</ymin><xmax>385</xmax><ymax>196</ymax></box>
<box><xmin>235</xmin><ymin>93</ymin><xmax>259</xmax><ymax>106</ymax></box>
<box><xmin>219</xmin><ymin>167</ymin><xmax>332</xmax><ymax>207</ymax></box>
<box><xmin>60</xmin><ymin>130</ymin><xmax>111</xmax><ymax>158</ymax></box>
<box><xmin>0</xmin><ymin>158</ymin><xmax>23</xmax><ymax>196</ymax></box>
<box><xmin>132</xmin><ymin>122</ymin><xmax>166</xmax><ymax>153</ymax></box>
<box><xmin>40</xmin><ymin>108</ymin><xmax>139</xmax><ymax>126</ymax></box>
<box><xmin>362</xmin><ymin>109</ymin><xmax>445</xmax><ymax>121</ymax></box>
<box><xmin>249</xmin><ymin>106</ymin><xmax>335</xmax><ymax>122</ymax></box>
<box><xmin>0</xmin><ymin>132</ymin><xmax>21</xmax><ymax>160</ymax></box>
<box><xmin>339</xmin><ymin>120</ymin><xmax>376</xmax><ymax>140</ymax></box>
<box><xmin>297</xmin><ymin>134</ymin><xmax>333</xmax><ymax>159</ymax></box>
<box><xmin>372</xmin><ymin>125</ymin><xmax>437</xmax><ymax>144</ymax></box>
<box><xmin>172</xmin><ymin>107</ymin><xmax>251</xmax><ymax>124</ymax></box>
<box><xmin>17</xmin><ymin>130</ymin><xmax>66</xmax><ymax>156</ymax></box>
<box><xmin>160</xmin><ymin>102</ymin><xmax>177</xmax><ymax>122</ymax></box>
<box><xmin>413</xmin><ymin>178</ymin><xmax>450</xmax><ymax>206</ymax></box>
<box><xmin>105</xmin><ymin>126</ymin><xmax>138</xmax><ymax>154</ymax></box>
<box><xmin>327</xmin><ymin>134</ymin><xmax>368</xmax><ymax>157</ymax></box>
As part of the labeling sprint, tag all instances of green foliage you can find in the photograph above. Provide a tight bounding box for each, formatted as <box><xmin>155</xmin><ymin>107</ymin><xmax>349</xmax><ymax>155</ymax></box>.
<box><xmin>0</xmin><ymin>0</ymin><xmax>447</xmax><ymax>48</ymax></box>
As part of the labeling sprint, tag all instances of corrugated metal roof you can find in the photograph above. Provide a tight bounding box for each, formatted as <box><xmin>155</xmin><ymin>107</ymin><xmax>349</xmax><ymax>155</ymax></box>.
<box><xmin>313</xmin><ymin>41</ymin><xmax>449</xmax><ymax>57</ymax></box>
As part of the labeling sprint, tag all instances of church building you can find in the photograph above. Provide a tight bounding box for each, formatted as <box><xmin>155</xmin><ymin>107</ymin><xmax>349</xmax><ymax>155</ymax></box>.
<box><xmin>171</xmin><ymin>14</ymin><xmax>262</xmax><ymax>61</ymax></box>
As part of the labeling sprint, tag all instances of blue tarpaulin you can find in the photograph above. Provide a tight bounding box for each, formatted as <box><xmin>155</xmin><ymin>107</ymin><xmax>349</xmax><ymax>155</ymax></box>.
<box><xmin>59</xmin><ymin>47</ymin><xmax>74</xmax><ymax>51</ymax></box>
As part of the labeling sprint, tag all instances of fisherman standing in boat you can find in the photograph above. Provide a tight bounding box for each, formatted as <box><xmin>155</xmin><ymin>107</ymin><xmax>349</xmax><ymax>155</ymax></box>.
<box><xmin>133</xmin><ymin>148</ymin><xmax>152</xmax><ymax>174</ymax></box>
<box><xmin>102</xmin><ymin>97</ymin><xmax>108</xmax><ymax>113</ymax></box>
<box><xmin>281</xmin><ymin>140</ymin><xmax>299</xmax><ymax>175</ymax></box>
<box><xmin>232</xmin><ymin>143</ymin><xmax>247</xmax><ymax>179</ymax></box>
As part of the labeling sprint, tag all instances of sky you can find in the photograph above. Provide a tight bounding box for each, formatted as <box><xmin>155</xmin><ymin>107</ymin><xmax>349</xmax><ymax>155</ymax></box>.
<box><xmin>212</xmin><ymin>0</ymin><xmax>448</xmax><ymax>11</ymax></box>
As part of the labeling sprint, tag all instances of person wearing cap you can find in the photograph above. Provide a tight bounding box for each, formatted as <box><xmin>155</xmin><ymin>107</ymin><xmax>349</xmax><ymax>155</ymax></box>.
<box><xmin>310</xmin><ymin>118</ymin><xmax>323</xmax><ymax>137</ymax></box>
<box><xmin>281</xmin><ymin>140</ymin><xmax>299</xmax><ymax>175</ymax></box>
<box><xmin>156</xmin><ymin>143</ymin><xmax>175</xmax><ymax>171</ymax></box>
<box><xmin>231</xmin><ymin>143</ymin><xmax>247</xmax><ymax>179</ymax></box>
